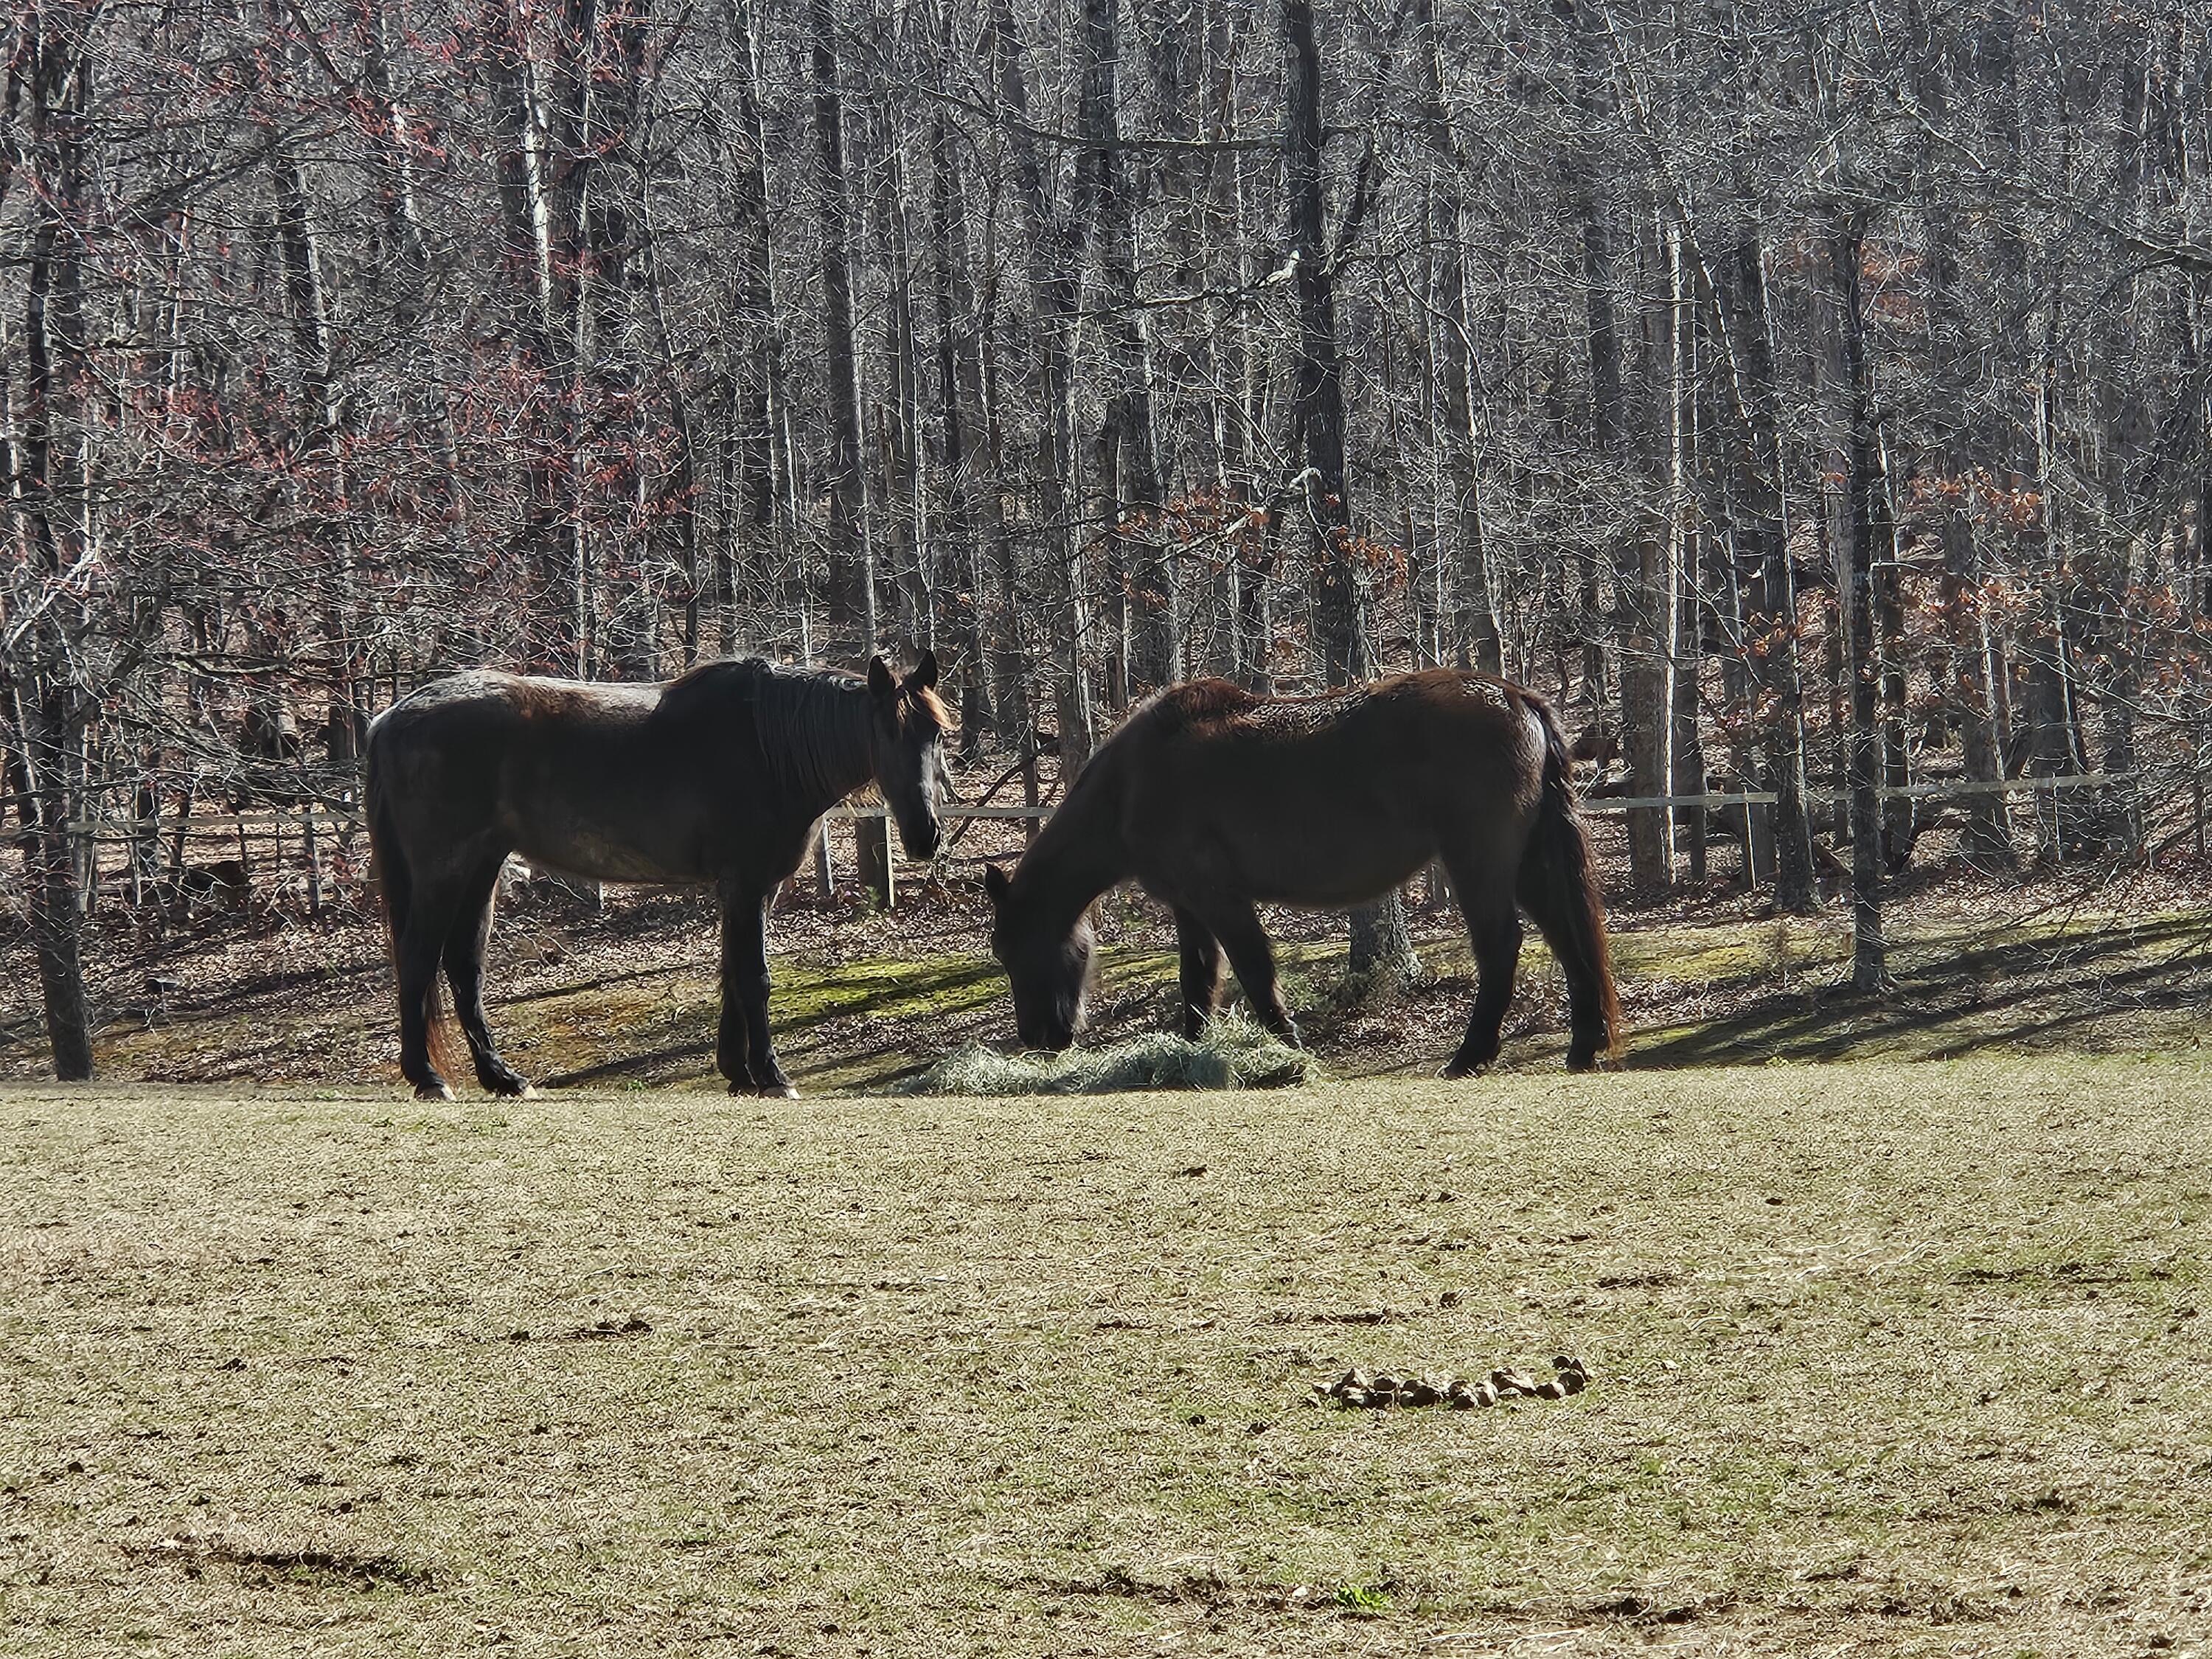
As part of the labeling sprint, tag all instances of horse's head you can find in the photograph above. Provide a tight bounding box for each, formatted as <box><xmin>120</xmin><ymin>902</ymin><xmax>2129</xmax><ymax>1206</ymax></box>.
<box><xmin>866</xmin><ymin>650</ymin><xmax>949</xmax><ymax>860</ymax></box>
<box><xmin>984</xmin><ymin>863</ymin><xmax>1094</xmax><ymax>1051</ymax></box>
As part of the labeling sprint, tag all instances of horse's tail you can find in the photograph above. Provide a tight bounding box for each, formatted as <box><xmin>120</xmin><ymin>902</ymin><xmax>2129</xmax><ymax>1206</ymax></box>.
<box><xmin>1515</xmin><ymin>693</ymin><xmax>1624</xmax><ymax>1067</ymax></box>
<box><xmin>364</xmin><ymin>728</ymin><xmax>456</xmax><ymax>1081</ymax></box>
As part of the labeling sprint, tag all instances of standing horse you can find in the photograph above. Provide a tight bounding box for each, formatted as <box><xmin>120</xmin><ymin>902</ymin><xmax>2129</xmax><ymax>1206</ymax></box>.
<box><xmin>984</xmin><ymin>669</ymin><xmax>1621</xmax><ymax>1074</ymax></box>
<box><xmin>366</xmin><ymin>653</ymin><xmax>950</xmax><ymax>1100</ymax></box>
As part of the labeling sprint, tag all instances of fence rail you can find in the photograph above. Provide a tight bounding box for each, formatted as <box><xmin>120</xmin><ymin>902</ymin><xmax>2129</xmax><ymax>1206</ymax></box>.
<box><xmin>66</xmin><ymin>810</ymin><xmax>363</xmax><ymax>835</ymax></box>
<box><xmin>38</xmin><ymin>766</ymin><xmax>2184</xmax><ymax>915</ymax></box>
<box><xmin>65</xmin><ymin>770</ymin><xmax>2145</xmax><ymax>840</ymax></box>
<box><xmin>1579</xmin><ymin>771</ymin><xmax>2135</xmax><ymax>813</ymax></box>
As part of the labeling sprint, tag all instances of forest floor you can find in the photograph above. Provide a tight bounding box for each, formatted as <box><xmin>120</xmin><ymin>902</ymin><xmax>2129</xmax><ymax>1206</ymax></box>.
<box><xmin>5</xmin><ymin>1058</ymin><xmax>2210</xmax><ymax>1656</ymax></box>
<box><xmin>1</xmin><ymin>833</ymin><xmax>2206</xmax><ymax>1093</ymax></box>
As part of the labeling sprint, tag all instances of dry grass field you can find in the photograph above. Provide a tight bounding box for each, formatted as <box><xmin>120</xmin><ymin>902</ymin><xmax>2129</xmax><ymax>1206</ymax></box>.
<box><xmin>4</xmin><ymin>1057</ymin><xmax>2210</xmax><ymax>1656</ymax></box>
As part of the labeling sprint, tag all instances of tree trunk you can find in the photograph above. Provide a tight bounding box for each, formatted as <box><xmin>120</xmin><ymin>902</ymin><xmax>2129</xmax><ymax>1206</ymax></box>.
<box><xmin>874</xmin><ymin>131</ymin><xmax>928</xmax><ymax>651</ymax></box>
<box><xmin>14</xmin><ymin>21</ymin><xmax>96</xmax><ymax>1078</ymax></box>
<box><xmin>1876</xmin><ymin>479</ymin><xmax>1915</xmax><ymax>871</ymax></box>
<box><xmin>1727</xmin><ymin>227</ymin><xmax>1817</xmax><ymax>910</ymax></box>
<box><xmin>728</xmin><ymin>0</ymin><xmax>782</xmax><ymax>655</ymax></box>
<box><xmin>1284</xmin><ymin>0</ymin><xmax>1416</xmax><ymax>986</ymax></box>
<box><xmin>808</xmin><ymin>0</ymin><xmax>876</xmax><ymax>644</ymax></box>
<box><xmin>1667</xmin><ymin>227</ymin><xmax>1705</xmax><ymax>886</ymax></box>
<box><xmin>15</xmin><ymin>676</ymin><xmax>93</xmax><ymax>1081</ymax></box>
<box><xmin>478</xmin><ymin>0</ymin><xmax>570</xmax><ymax>669</ymax></box>
<box><xmin>1832</xmin><ymin>220</ymin><xmax>1890</xmax><ymax>992</ymax></box>
<box><xmin>1084</xmin><ymin>0</ymin><xmax>1174</xmax><ymax>698</ymax></box>
<box><xmin>928</xmin><ymin>104</ymin><xmax>993</xmax><ymax>745</ymax></box>
<box><xmin>1414</xmin><ymin>0</ymin><xmax>1501</xmax><ymax>677</ymax></box>
<box><xmin>1559</xmin><ymin>0</ymin><xmax>1667</xmax><ymax>898</ymax></box>
<box><xmin>991</xmin><ymin>0</ymin><xmax>1097</xmax><ymax>771</ymax></box>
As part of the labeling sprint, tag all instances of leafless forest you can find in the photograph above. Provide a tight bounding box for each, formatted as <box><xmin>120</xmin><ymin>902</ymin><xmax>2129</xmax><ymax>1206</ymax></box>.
<box><xmin>5</xmin><ymin>0</ymin><xmax>2210</xmax><ymax>1078</ymax></box>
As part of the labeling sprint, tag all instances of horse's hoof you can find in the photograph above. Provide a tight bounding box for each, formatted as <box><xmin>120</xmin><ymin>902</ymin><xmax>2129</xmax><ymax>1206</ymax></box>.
<box><xmin>1441</xmin><ymin>1044</ymin><xmax>1498</xmax><ymax>1079</ymax></box>
<box><xmin>756</xmin><ymin>1082</ymin><xmax>799</xmax><ymax>1100</ymax></box>
<box><xmin>414</xmin><ymin>1079</ymin><xmax>454</xmax><ymax>1102</ymax></box>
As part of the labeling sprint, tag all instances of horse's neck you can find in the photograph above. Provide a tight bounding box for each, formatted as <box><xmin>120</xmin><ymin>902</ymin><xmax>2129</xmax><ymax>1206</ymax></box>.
<box><xmin>759</xmin><ymin>674</ymin><xmax>877</xmax><ymax>810</ymax></box>
<box><xmin>813</xmin><ymin>683</ymin><xmax>880</xmax><ymax>802</ymax></box>
<box><xmin>1022</xmin><ymin>758</ymin><xmax>1129</xmax><ymax>924</ymax></box>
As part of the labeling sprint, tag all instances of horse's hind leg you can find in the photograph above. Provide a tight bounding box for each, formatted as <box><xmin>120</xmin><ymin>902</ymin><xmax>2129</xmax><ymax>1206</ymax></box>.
<box><xmin>1440</xmin><ymin>860</ymin><xmax>1522</xmax><ymax>1079</ymax></box>
<box><xmin>444</xmin><ymin>852</ymin><xmax>532</xmax><ymax>1098</ymax></box>
<box><xmin>1173</xmin><ymin>907</ymin><xmax>1223</xmax><ymax>1040</ymax></box>
<box><xmin>395</xmin><ymin>886</ymin><xmax>459</xmax><ymax>1102</ymax></box>
<box><xmin>1197</xmin><ymin>898</ymin><xmax>1300</xmax><ymax>1047</ymax></box>
<box><xmin>1516</xmin><ymin>850</ymin><xmax>1613</xmax><ymax>1073</ymax></box>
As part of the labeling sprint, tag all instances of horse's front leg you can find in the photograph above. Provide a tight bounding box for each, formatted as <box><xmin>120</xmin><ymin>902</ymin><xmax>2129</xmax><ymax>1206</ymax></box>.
<box><xmin>1198</xmin><ymin>898</ymin><xmax>1301</xmax><ymax>1048</ymax></box>
<box><xmin>714</xmin><ymin>880</ymin><xmax>755</xmax><ymax>1093</ymax></box>
<box><xmin>1172</xmin><ymin>907</ymin><xmax>1223</xmax><ymax>1040</ymax></box>
<box><xmin>723</xmin><ymin>878</ymin><xmax>795</xmax><ymax>1099</ymax></box>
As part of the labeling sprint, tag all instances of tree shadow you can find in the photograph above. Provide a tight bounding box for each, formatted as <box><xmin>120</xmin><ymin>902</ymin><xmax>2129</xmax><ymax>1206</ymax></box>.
<box><xmin>538</xmin><ymin>955</ymin><xmax>1009</xmax><ymax>1090</ymax></box>
<box><xmin>1633</xmin><ymin>913</ymin><xmax>2211</xmax><ymax>1067</ymax></box>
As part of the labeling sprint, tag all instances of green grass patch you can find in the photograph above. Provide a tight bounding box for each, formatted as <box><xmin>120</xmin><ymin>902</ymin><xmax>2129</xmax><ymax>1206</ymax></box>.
<box><xmin>55</xmin><ymin>903</ymin><xmax>2212</xmax><ymax>1096</ymax></box>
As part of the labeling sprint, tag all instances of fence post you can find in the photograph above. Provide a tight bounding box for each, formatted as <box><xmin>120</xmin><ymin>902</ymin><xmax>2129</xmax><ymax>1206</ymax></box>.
<box><xmin>2197</xmin><ymin>714</ymin><xmax>2207</xmax><ymax>858</ymax></box>
<box><xmin>856</xmin><ymin>815</ymin><xmax>894</xmax><ymax>909</ymax></box>
<box><xmin>305</xmin><ymin>807</ymin><xmax>322</xmax><ymax>918</ymax></box>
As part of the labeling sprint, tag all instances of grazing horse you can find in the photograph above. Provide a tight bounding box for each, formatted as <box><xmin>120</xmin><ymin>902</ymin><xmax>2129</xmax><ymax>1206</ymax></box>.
<box><xmin>984</xmin><ymin>669</ymin><xmax>1622</xmax><ymax>1074</ymax></box>
<box><xmin>366</xmin><ymin>653</ymin><xmax>950</xmax><ymax>1100</ymax></box>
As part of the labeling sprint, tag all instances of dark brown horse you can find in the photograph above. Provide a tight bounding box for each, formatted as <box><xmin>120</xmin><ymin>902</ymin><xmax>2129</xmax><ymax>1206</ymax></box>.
<box><xmin>366</xmin><ymin>654</ymin><xmax>950</xmax><ymax>1100</ymax></box>
<box><xmin>985</xmin><ymin>669</ymin><xmax>1621</xmax><ymax>1074</ymax></box>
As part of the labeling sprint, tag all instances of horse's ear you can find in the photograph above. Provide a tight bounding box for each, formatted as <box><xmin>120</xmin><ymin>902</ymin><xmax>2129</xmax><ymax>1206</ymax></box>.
<box><xmin>983</xmin><ymin>863</ymin><xmax>1011</xmax><ymax>902</ymax></box>
<box><xmin>866</xmin><ymin>655</ymin><xmax>896</xmax><ymax>698</ymax></box>
<box><xmin>909</xmin><ymin>647</ymin><xmax>939</xmax><ymax>691</ymax></box>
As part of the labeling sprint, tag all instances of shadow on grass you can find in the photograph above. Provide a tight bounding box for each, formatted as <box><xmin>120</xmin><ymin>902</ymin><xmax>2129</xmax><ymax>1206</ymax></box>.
<box><xmin>534</xmin><ymin>911</ymin><xmax>2210</xmax><ymax>1091</ymax></box>
<box><xmin>538</xmin><ymin>954</ymin><xmax>1009</xmax><ymax>1089</ymax></box>
<box><xmin>1633</xmin><ymin>913</ymin><xmax>2211</xmax><ymax>1067</ymax></box>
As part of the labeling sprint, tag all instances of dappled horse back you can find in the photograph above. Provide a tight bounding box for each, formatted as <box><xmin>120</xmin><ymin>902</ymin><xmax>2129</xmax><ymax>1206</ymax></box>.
<box><xmin>1512</xmin><ymin>687</ymin><xmax>1624</xmax><ymax>1064</ymax></box>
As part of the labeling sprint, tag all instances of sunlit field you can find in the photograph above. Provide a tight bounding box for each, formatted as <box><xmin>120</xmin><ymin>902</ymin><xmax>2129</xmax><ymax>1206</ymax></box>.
<box><xmin>6</xmin><ymin>1057</ymin><xmax>2209</xmax><ymax>1655</ymax></box>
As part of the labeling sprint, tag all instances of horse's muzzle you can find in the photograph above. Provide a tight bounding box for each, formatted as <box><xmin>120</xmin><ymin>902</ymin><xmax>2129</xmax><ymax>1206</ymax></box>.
<box><xmin>902</xmin><ymin>821</ymin><xmax>943</xmax><ymax>861</ymax></box>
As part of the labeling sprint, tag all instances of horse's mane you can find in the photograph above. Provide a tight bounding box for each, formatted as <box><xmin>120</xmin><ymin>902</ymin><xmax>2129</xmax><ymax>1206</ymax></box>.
<box><xmin>907</xmin><ymin>682</ymin><xmax>954</xmax><ymax>731</ymax></box>
<box><xmin>1144</xmin><ymin>677</ymin><xmax>1373</xmax><ymax>740</ymax></box>
<box><xmin>657</xmin><ymin>658</ymin><xmax>879</xmax><ymax>802</ymax></box>
<box><xmin>1140</xmin><ymin>678</ymin><xmax>1259</xmax><ymax>734</ymax></box>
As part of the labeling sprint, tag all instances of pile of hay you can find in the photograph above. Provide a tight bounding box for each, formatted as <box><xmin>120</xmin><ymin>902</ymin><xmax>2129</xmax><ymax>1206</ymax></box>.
<box><xmin>895</xmin><ymin>1015</ymin><xmax>1312</xmax><ymax>1096</ymax></box>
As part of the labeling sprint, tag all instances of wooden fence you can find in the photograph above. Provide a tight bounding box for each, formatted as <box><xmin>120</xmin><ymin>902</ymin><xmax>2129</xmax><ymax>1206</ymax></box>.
<box><xmin>60</xmin><ymin>769</ymin><xmax>2147</xmax><ymax>913</ymax></box>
